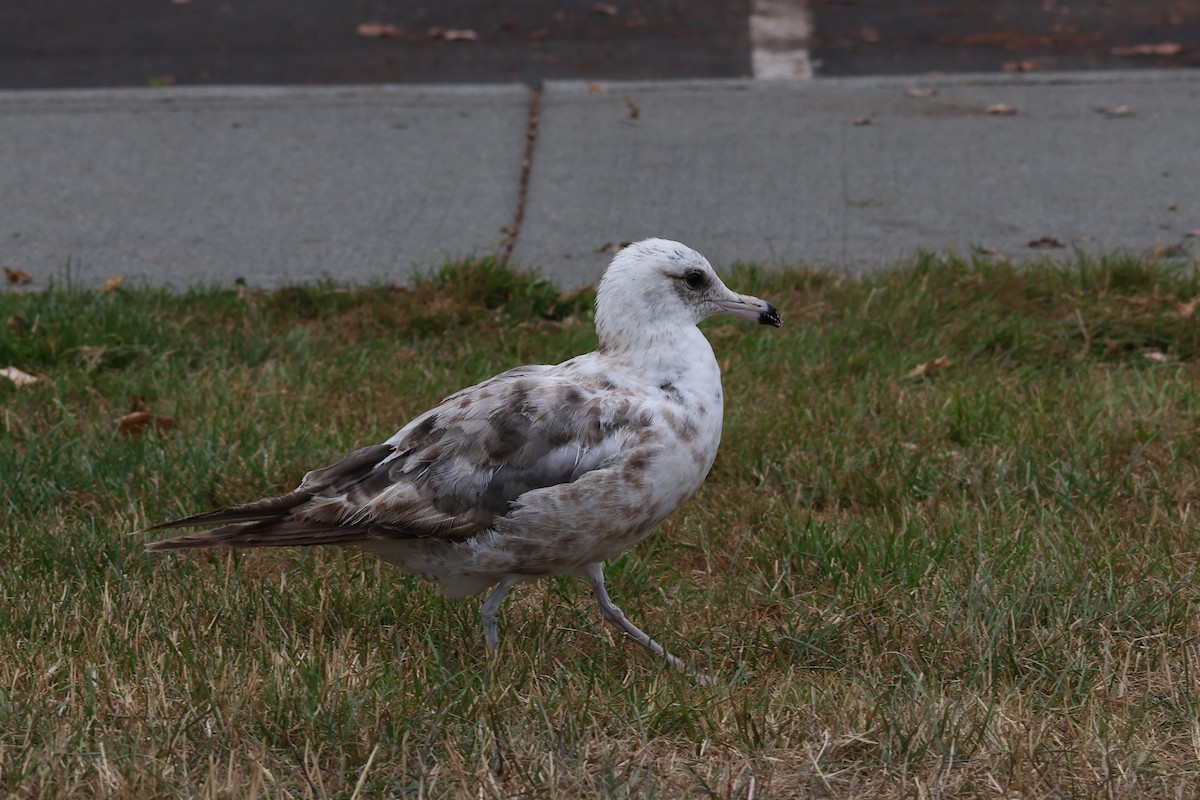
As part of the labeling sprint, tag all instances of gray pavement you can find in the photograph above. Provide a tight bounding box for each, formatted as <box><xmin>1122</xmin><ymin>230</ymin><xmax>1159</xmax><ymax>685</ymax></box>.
<box><xmin>2</xmin><ymin>85</ymin><xmax>526</xmax><ymax>288</ymax></box>
<box><xmin>3</xmin><ymin>69</ymin><xmax>1199</xmax><ymax>291</ymax></box>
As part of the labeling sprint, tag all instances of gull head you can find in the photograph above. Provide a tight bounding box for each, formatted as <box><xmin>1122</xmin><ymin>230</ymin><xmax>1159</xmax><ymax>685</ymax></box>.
<box><xmin>595</xmin><ymin>239</ymin><xmax>781</xmax><ymax>349</ymax></box>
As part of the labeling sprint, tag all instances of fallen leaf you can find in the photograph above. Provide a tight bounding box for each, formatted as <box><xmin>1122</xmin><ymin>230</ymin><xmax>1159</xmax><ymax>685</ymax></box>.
<box><xmin>118</xmin><ymin>410</ymin><xmax>176</xmax><ymax>437</ymax></box>
<box><xmin>905</xmin><ymin>88</ymin><xmax>937</xmax><ymax>98</ymax></box>
<box><xmin>101</xmin><ymin>275</ymin><xmax>124</xmax><ymax>293</ymax></box>
<box><xmin>0</xmin><ymin>366</ymin><xmax>49</xmax><ymax>387</ymax></box>
<box><xmin>588</xmin><ymin>81</ymin><xmax>607</xmax><ymax>94</ymax></box>
<box><xmin>905</xmin><ymin>357</ymin><xmax>952</xmax><ymax>380</ymax></box>
<box><xmin>592</xmin><ymin>2</ymin><xmax>618</xmax><ymax>15</ymax></box>
<box><xmin>429</xmin><ymin>27</ymin><xmax>478</xmax><ymax>41</ymax></box>
<box><xmin>1002</xmin><ymin>60</ymin><xmax>1039</xmax><ymax>72</ymax></box>
<box><xmin>851</xmin><ymin>116</ymin><xmax>873</xmax><ymax>126</ymax></box>
<box><xmin>985</xmin><ymin>103</ymin><xmax>1017</xmax><ymax>115</ymax></box>
<box><xmin>356</xmin><ymin>22</ymin><xmax>404</xmax><ymax>38</ymax></box>
<box><xmin>4</xmin><ymin>267</ymin><xmax>32</xmax><ymax>285</ymax></box>
<box><xmin>622</xmin><ymin>96</ymin><xmax>640</xmax><ymax>119</ymax></box>
<box><xmin>1111</xmin><ymin>42</ymin><xmax>1182</xmax><ymax>56</ymax></box>
<box><xmin>1028</xmin><ymin>236</ymin><xmax>1063</xmax><ymax>249</ymax></box>
<box><xmin>1143</xmin><ymin>351</ymin><xmax>1174</xmax><ymax>363</ymax></box>
<box><xmin>1168</xmin><ymin>202</ymin><xmax>1177</xmax><ymax>211</ymax></box>
<box><xmin>1097</xmin><ymin>104</ymin><xmax>1133</xmax><ymax>117</ymax></box>
<box><xmin>1174</xmin><ymin>299</ymin><xmax>1197</xmax><ymax>319</ymax></box>
<box><xmin>596</xmin><ymin>241</ymin><xmax>633</xmax><ymax>255</ymax></box>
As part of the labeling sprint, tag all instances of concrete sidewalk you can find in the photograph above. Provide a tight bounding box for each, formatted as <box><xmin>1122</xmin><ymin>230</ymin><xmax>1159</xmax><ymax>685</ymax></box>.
<box><xmin>2</xmin><ymin>70</ymin><xmax>1198</xmax><ymax>290</ymax></box>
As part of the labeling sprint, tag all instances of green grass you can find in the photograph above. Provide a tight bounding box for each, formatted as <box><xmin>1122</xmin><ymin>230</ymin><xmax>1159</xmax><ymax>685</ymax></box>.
<box><xmin>3</xmin><ymin>253</ymin><xmax>1200</xmax><ymax>798</ymax></box>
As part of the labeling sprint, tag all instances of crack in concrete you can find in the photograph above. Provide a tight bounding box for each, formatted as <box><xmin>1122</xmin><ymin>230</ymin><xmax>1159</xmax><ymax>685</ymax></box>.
<box><xmin>502</xmin><ymin>87</ymin><xmax>542</xmax><ymax>261</ymax></box>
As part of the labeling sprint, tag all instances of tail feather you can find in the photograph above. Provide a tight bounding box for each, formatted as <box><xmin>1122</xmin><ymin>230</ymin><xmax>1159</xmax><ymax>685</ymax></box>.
<box><xmin>145</xmin><ymin>519</ymin><xmax>389</xmax><ymax>551</ymax></box>
<box><xmin>143</xmin><ymin>444</ymin><xmax>416</xmax><ymax>552</ymax></box>
<box><xmin>143</xmin><ymin>492</ymin><xmax>312</xmax><ymax>533</ymax></box>
<box><xmin>144</xmin><ymin>444</ymin><xmax>398</xmax><ymax>546</ymax></box>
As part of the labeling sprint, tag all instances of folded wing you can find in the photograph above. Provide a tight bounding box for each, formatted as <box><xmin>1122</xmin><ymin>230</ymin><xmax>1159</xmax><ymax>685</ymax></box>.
<box><xmin>146</xmin><ymin>365</ymin><xmax>639</xmax><ymax>551</ymax></box>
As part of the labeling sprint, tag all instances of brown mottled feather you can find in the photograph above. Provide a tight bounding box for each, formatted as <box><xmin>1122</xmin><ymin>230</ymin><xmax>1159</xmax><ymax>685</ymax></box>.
<box><xmin>144</xmin><ymin>369</ymin><xmax>634</xmax><ymax>552</ymax></box>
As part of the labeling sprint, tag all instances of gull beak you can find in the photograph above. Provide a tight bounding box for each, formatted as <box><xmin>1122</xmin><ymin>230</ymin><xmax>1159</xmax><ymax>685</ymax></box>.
<box><xmin>716</xmin><ymin>292</ymin><xmax>782</xmax><ymax>327</ymax></box>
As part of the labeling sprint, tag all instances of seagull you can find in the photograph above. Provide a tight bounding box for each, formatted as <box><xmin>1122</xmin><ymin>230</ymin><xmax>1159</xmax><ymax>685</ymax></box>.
<box><xmin>145</xmin><ymin>238</ymin><xmax>781</xmax><ymax>678</ymax></box>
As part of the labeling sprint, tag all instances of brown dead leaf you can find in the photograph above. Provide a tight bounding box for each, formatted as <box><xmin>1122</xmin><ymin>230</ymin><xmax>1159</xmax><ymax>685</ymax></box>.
<box><xmin>905</xmin><ymin>357</ymin><xmax>952</xmax><ymax>380</ymax></box>
<box><xmin>1002</xmin><ymin>60</ymin><xmax>1039</xmax><ymax>72</ymax></box>
<box><xmin>596</xmin><ymin>241</ymin><xmax>633</xmax><ymax>255</ymax></box>
<box><xmin>1027</xmin><ymin>236</ymin><xmax>1063</xmax><ymax>249</ymax></box>
<box><xmin>118</xmin><ymin>410</ymin><xmax>176</xmax><ymax>436</ymax></box>
<box><xmin>4</xmin><ymin>267</ymin><xmax>32</xmax><ymax>285</ymax></box>
<box><xmin>118</xmin><ymin>403</ymin><xmax>176</xmax><ymax>437</ymax></box>
<box><xmin>101</xmin><ymin>275</ymin><xmax>124</xmax><ymax>293</ymax></box>
<box><xmin>1</xmin><ymin>366</ymin><xmax>49</xmax><ymax>387</ymax></box>
<box><xmin>588</xmin><ymin>81</ymin><xmax>607</xmax><ymax>94</ymax></box>
<box><xmin>1168</xmin><ymin>202</ymin><xmax>1177</xmax><ymax>211</ymax></box>
<box><xmin>1111</xmin><ymin>42</ymin><xmax>1182</xmax><ymax>56</ymax></box>
<box><xmin>622</xmin><ymin>96</ymin><xmax>640</xmax><ymax>119</ymax></box>
<box><xmin>429</xmin><ymin>27</ymin><xmax>478</xmax><ymax>42</ymax></box>
<box><xmin>851</xmin><ymin>116</ymin><xmax>873</xmax><ymax>126</ymax></box>
<box><xmin>1174</xmin><ymin>299</ymin><xmax>1197</xmax><ymax>319</ymax></box>
<box><xmin>905</xmin><ymin>88</ymin><xmax>937</xmax><ymax>98</ymax></box>
<box><xmin>985</xmin><ymin>103</ymin><xmax>1017</xmax><ymax>116</ymax></box>
<box><xmin>592</xmin><ymin>3</ymin><xmax>619</xmax><ymax>15</ymax></box>
<box><xmin>356</xmin><ymin>22</ymin><xmax>404</xmax><ymax>38</ymax></box>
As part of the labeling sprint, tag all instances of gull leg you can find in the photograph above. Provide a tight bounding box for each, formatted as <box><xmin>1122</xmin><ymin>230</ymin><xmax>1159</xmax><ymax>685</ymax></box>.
<box><xmin>583</xmin><ymin>562</ymin><xmax>710</xmax><ymax>684</ymax></box>
<box><xmin>481</xmin><ymin>577</ymin><xmax>520</xmax><ymax>651</ymax></box>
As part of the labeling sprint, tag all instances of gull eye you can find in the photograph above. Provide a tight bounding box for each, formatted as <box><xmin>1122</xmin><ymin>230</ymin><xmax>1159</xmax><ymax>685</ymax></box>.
<box><xmin>683</xmin><ymin>269</ymin><xmax>706</xmax><ymax>290</ymax></box>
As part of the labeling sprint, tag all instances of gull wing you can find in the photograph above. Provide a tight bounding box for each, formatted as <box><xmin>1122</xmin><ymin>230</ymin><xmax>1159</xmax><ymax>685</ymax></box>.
<box><xmin>146</xmin><ymin>365</ymin><xmax>643</xmax><ymax>550</ymax></box>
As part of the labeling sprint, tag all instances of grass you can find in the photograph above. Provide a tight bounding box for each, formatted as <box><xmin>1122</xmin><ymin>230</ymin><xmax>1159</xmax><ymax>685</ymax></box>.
<box><xmin>3</xmin><ymin>252</ymin><xmax>1200</xmax><ymax>798</ymax></box>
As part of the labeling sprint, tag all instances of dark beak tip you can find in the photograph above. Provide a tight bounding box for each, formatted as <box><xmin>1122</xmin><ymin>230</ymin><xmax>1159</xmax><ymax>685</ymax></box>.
<box><xmin>758</xmin><ymin>303</ymin><xmax>782</xmax><ymax>328</ymax></box>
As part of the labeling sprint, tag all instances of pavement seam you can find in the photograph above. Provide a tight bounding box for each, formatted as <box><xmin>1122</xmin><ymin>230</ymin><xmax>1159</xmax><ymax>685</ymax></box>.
<box><xmin>502</xmin><ymin>87</ymin><xmax>542</xmax><ymax>261</ymax></box>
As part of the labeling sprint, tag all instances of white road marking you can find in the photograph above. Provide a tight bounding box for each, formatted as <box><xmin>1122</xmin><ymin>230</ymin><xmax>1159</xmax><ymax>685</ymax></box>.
<box><xmin>750</xmin><ymin>0</ymin><xmax>814</xmax><ymax>79</ymax></box>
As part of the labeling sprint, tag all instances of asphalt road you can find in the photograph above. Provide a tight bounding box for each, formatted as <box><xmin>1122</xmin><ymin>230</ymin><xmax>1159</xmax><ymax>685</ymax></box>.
<box><xmin>0</xmin><ymin>0</ymin><xmax>753</xmax><ymax>89</ymax></box>
<box><xmin>810</xmin><ymin>0</ymin><xmax>1200</xmax><ymax>75</ymax></box>
<box><xmin>1</xmin><ymin>0</ymin><xmax>1196</xmax><ymax>88</ymax></box>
